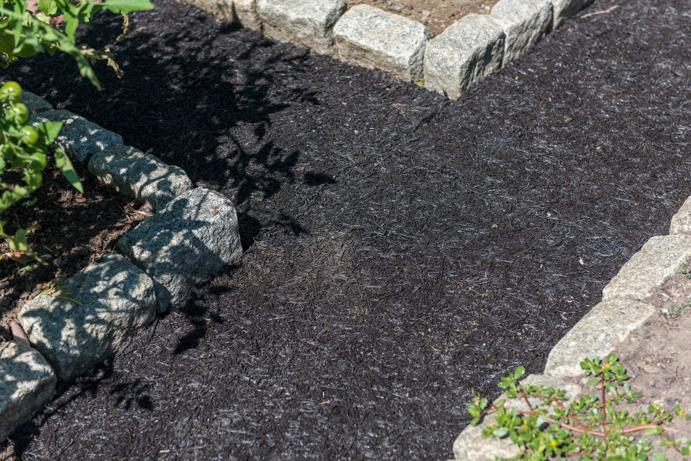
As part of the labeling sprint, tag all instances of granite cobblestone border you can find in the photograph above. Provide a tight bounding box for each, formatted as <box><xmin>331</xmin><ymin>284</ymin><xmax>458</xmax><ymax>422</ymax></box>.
<box><xmin>0</xmin><ymin>92</ymin><xmax>243</xmax><ymax>442</ymax></box>
<box><xmin>451</xmin><ymin>196</ymin><xmax>691</xmax><ymax>460</ymax></box>
<box><xmin>179</xmin><ymin>0</ymin><xmax>595</xmax><ymax>98</ymax></box>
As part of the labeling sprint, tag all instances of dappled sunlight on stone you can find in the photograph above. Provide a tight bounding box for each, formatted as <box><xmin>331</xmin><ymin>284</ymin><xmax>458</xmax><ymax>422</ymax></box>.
<box><xmin>0</xmin><ymin>341</ymin><xmax>56</xmax><ymax>441</ymax></box>
<box><xmin>18</xmin><ymin>254</ymin><xmax>157</xmax><ymax>382</ymax></box>
<box><xmin>117</xmin><ymin>188</ymin><xmax>243</xmax><ymax>311</ymax></box>
<box><xmin>88</xmin><ymin>144</ymin><xmax>192</xmax><ymax>210</ymax></box>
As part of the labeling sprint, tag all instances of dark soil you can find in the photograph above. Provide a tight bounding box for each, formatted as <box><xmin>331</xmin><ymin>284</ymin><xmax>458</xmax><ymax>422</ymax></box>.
<box><xmin>345</xmin><ymin>0</ymin><xmax>497</xmax><ymax>36</ymax></box>
<box><xmin>0</xmin><ymin>164</ymin><xmax>145</xmax><ymax>339</ymax></box>
<box><xmin>2</xmin><ymin>0</ymin><xmax>690</xmax><ymax>458</ymax></box>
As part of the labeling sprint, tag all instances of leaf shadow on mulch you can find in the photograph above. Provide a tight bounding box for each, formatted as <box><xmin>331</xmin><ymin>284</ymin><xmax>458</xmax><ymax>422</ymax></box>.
<box><xmin>1</xmin><ymin>0</ymin><xmax>690</xmax><ymax>458</ymax></box>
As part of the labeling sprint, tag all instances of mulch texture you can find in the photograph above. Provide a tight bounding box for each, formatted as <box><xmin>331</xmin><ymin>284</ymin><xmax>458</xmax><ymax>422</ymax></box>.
<box><xmin>2</xmin><ymin>0</ymin><xmax>690</xmax><ymax>458</ymax></box>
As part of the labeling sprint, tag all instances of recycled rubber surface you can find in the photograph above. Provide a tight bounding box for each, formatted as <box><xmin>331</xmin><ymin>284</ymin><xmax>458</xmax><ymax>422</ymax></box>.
<box><xmin>3</xmin><ymin>0</ymin><xmax>691</xmax><ymax>458</ymax></box>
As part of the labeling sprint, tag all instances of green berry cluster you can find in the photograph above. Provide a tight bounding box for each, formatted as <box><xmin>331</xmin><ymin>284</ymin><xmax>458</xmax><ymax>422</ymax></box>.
<box><xmin>0</xmin><ymin>80</ymin><xmax>80</xmax><ymax>259</ymax></box>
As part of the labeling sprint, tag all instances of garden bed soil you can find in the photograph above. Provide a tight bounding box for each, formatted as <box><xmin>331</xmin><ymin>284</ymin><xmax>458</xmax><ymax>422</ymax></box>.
<box><xmin>345</xmin><ymin>0</ymin><xmax>496</xmax><ymax>36</ymax></box>
<box><xmin>0</xmin><ymin>164</ymin><xmax>146</xmax><ymax>341</ymax></box>
<box><xmin>0</xmin><ymin>0</ymin><xmax>690</xmax><ymax>458</ymax></box>
<box><xmin>610</xmin><ymin>264</ymin><xmax>691</xmax><ymax>459</ymax></box>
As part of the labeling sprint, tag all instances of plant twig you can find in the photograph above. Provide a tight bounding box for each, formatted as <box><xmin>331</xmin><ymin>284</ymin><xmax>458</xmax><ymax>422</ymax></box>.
<box><xmin>581</xmin><ymin>5</ymin><xmax>619</xmax><ymax>19</ymax></box>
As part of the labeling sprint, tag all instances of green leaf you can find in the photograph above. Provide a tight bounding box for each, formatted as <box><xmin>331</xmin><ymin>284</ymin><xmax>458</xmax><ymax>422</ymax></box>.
<box><xmin>9</xmin><ymin>228</ymin><xmax>28</xmax><ymax>252</ymax></box>
<box><xmin>37</xmin><ymin>120</ymin><xmax>63</xmax><ymax>145</ymax></box>
<box><xmin>38</xmin><ymin>0</ymin><xmax>59</xmax><ymax>15</ymax></box>
<box><xmin>492</xmin><ymin>427</ymin><xmax>509</xmax><ymax>438</ymax></box>
<box><xmin>54</xmin><ymin>148</ymin><xmax>83</xmax><ymax>193</ymax></box>
<box><xmin>513</xmin><ymin>366</ymin><xmax>525</xmax><ymax>380</ymax></box>
<box><xmin>95</xmin><ymin>0</ymin><xmax>154</xmax><ymax>13</ymax></box>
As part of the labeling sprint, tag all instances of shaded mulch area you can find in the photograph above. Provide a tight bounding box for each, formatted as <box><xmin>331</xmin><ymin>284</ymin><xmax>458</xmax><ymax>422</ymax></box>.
<box><xmin>345</xmin><ymin>0</ymin><xmax>497</xmax><ymax>36</ymax></box>
<box><xmin>0</xmin><ymin>164</ymin><xmax>145</xmax><ymax>339</ymax></box>
<box><xmin>2</xmin><ymin>0</ymin><xmax>690</xmax><ymax>458</ymax></box>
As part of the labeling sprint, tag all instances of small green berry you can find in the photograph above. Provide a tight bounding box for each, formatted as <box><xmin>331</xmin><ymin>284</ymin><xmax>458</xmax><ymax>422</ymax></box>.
<box><xmin>0</xmin><ymin>81</ymin><xmax>23</xmax><ymax>103</ymax></box>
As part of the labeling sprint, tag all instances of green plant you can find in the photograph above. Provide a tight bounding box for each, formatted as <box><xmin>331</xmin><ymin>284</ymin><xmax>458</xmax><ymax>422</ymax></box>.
<box><xmin>665</xmin><ymin>303</ymin><xmax>691</xmax><ymax>319</ymax></box>
<box><xmin>1</xmin><ymin>0</ymin><xmax>152</xmax><ymax>261</ymax></box>
<box><xmin>681</xmin><ymin>264</ymin><xmax>691</xmax><ymax>280</ymax></box>
<box><xmin>468</xmin><ymin>355</ymin><xmax>690</xmax><ymax>460</ymax></box>
<box><xmin>0</xmin><ymin>80</ymin><xmax>81</xmax><ymax>261</ymax></box>
<box><xmin>1</xmin><ymin>0</ymin><xmax>154</xmax><ymax>88</ymax></box>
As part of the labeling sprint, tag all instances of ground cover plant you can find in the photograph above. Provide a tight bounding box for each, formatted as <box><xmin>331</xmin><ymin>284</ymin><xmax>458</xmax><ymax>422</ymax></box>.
<box><xmin>469</xmin><ymin>355</ymin><xmax>691</xmax><ymax>460</ymax></box>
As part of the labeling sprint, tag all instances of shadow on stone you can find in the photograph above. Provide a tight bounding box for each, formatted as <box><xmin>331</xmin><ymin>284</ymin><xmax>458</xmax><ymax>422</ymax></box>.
<box><xmin>17</xmin><ymin>255</ymin><xmax>158</xmax><ymax>382</ymax></box>
<box><xmin>116</xmin><ymin>188</ymin><xmax>243</xmax><ymax>312</ymax></box>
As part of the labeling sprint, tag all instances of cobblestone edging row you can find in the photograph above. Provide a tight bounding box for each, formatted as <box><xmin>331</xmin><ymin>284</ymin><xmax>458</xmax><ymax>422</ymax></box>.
<box><xmin>0</xmin><ymin>92</ymin><xmax>243</xmax><ymax>442</ymax></box>
<box><xmin>181</xmin><ymin>0</ymin><xmax>594</xmax><ymax>100</ymax></box>
<box><xmin>452</xmin><ymin>201</ymin><xmax>691</xmax><ymax>459</ymax></box>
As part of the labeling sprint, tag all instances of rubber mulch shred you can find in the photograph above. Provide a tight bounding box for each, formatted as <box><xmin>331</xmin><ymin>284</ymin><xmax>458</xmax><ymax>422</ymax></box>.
<box><xmin>2</xmin><ymin>0</ymin><xmax>690</xmax><ymax>458</ymax></box>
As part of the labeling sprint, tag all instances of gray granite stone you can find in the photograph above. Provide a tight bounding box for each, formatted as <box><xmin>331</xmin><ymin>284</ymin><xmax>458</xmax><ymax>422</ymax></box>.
<box><xmin>18</xmin><ymin>255</ymin><xmax>157</xmax><ymax>382</ymax></box>
<box><xmin>670</xmin><ymin>196</ymin><xmax>691</xmax><ymax>235</ymax></box>
<box><xmin>22</xmin><ymin>91</ymin><xmax>53</xmax><ymax>113</ymax></box>
<box><xmin>552</xmin><ymin>0</ymin><xmax>593</xmax><ymax>28</ymax></box>
<box><xmin>30</xmin><ymin>110</ymin><xmax>123</xmax><ymax>163</ymax></box>
<box><xmin>333</xmin><ymin>5</ymin><xmax>429</xmax><ymax>81</ymax></box>
<box><xmin>117</xmin><ymin>188</ymin><xmax>243</xmax><ymax>311</ymax></box>
<box><xmin>424</xmin><ymin>14</ymin><xmax>505</xmax><ymax>100</ymax></box>
<box><xmin>88</xmin><ymin>145</ymin><xmax>192</xmax><ymax>210</ymax></box>
<box><xmin>453</xmin><ymin>419</ymin><xmax>519</xmax><ymax>460</ymax></box>
<box><xmin>602</xmin><ymin>235</ymin><xmax>691</xmax><ymax>301</ymax></box>
<box><xmin>233</xmin><ymin>0</ymin><xmax>261</xmax><ymax>30</ymax></box>
<box><xmin>185</xmin><ymin>0</ymin><xmax>260</xmax><ymax>29</ymax></box>
<box><xmin>544</xmin><ymin>298</ymin><xmax>656</xmax><ymax>378</ymax></box>
<box><xmin>491</xmin><ymin>0</ymin><xmax>552</xmax><ymax>66</ymax></box>
<box><xmin>257</xmin><ymin>0</ymin><xmax>346</xmax><ymax>54</ymax></box>
<box><xmin>0</xmin><ymin>341</ymin><xmax>56</xmax><ymax>442</ymax></box>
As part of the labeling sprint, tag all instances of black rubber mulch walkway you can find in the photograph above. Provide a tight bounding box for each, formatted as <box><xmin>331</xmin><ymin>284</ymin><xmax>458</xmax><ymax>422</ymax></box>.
<box><xmin>3</xmin><ymin>0</ymin><xmax>690</xmax><ymax>458</ymax></box>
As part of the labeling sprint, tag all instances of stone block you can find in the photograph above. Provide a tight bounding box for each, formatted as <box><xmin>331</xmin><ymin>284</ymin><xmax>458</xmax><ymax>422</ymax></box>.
<box><xmin>0</xmin><ymin>341</ymin><xmax>56</xmax><ymax>442</ymax></box>
<box><xmin>670</xmin><ymin>196</ymin><xmax>691</xmax><ymax>235</ymax></box>
<box><xmin>233</xmin><ymin>0</ymin><xmax>261</xmax><ymax>30</ymax></box>
<box><xmin>333</xmin><ymin>5</ymin><xmax>429</xmax><ymax>81</ymax></box>
<box><xmin>31</xmin><ymin>110</ymin><xmax>123</xmax><ymax>163</ymax></box>
<box><xmin>88</xmin><ymin>145</ymin><xmax>192</xmax><ymax>210</ymax></box>
<box><xmin>491</xmin><ymin>0</ymin><xmax>552</xmax><ymax>66</ymax></box>
<box><xmin>257</xmin><ymin>0</ymin><xmax>346</xmax><ymax>54</ymax></box>
<box><xmin>18</xmin><ymin>255</ymin><xmax>157</xmax><ymax>382</ymax></box>
<box><xmin>117</xmin><ymin>188</ymin><xmax>243</xmax><ymax>311</ymax></box>
<box><xmin>602</xmin><ymin>235</ymin><xmax>691</xmax><ymax>301</ymax></box>
<box><xmin>453</xmin><ymin>374</ymin><xmax>580</xmax><ymax>459</ymax></box>
<box><xmin>22</xmin><ymin>91</ymin><xmax>53</xmax><ymax>113</ymax></box>
<box><xmin>544</xmin><ymin>299</ymin><xmax>656</xmax><ymax>378</ymax></box>
<box><xmin>424</xmin><ymin>14</ymin><xmax>505</xmax><ymax>100</ymax></box>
